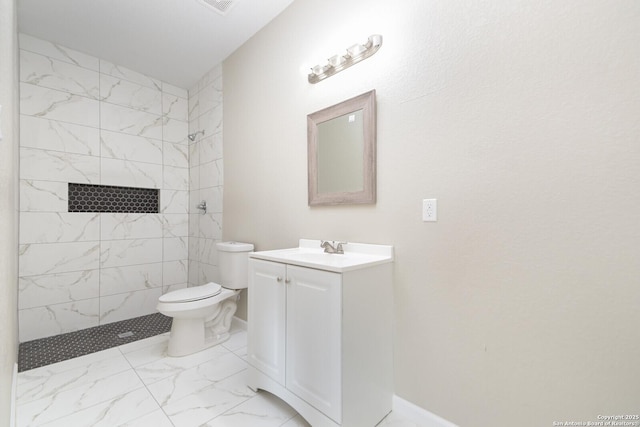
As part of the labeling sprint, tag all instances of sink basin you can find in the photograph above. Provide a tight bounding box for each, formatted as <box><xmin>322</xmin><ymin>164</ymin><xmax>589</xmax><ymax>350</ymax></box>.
<box><xmin>249</xmin><ymin>239</ymin><xmax>393</xmax><ymax>272</ymax></box>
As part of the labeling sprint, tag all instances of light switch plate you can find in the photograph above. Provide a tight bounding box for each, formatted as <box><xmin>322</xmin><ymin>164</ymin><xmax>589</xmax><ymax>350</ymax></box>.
<box><xmin>423</xmin><ymin>199</ymin><xmax>437</xmax><ymax>222</ymax></box>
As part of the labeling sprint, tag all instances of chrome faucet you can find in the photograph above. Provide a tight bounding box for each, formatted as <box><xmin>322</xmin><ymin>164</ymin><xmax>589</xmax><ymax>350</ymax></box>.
<box><xmin>320</xmin><ymin>240</ymin><xmax>346</xmax><ymax>254</ymax></box>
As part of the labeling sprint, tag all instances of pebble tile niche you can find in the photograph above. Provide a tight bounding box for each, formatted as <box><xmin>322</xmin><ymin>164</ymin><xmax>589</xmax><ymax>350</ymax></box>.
<box><xmin>68</xmin><ymin>183</ymin><xmax>159</xmax><ymax>213</ymax></box>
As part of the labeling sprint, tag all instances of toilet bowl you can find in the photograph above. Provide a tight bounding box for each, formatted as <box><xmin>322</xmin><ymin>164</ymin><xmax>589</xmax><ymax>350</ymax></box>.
<box><xmin>157</xmin><ymin>241</ymin><xmax>254</xmax><ymax>357</ymax></box>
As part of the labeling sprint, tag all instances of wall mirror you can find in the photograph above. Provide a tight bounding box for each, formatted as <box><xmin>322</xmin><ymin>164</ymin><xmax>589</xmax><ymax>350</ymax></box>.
<box><xmin>307</xmin><ymin>90</ymin><xmax>376</xmax><ymax>206</ymax></box>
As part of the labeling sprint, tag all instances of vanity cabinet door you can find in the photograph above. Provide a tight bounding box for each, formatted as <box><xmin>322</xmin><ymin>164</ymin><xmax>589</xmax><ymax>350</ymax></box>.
<box><xmin>248</xmin><ymin>259</ymin><xmax>287</xmax><ymax>385</ymax></box>
<box><xmin>286</xmin><ymin>265</ymin><xmax>342</xmax><ymax>424</ymax></box>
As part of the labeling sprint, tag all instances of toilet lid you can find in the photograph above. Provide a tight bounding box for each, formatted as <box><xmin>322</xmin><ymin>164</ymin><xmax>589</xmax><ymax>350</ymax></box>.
<box><xmin>159</xmin><ymin>282</ymin><xmax>222</xmax><ymax>303</ymax></box>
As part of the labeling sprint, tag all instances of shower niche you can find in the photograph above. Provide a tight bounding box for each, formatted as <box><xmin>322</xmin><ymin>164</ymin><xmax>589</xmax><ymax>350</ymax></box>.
<box><xmin>68</xmin><ymin>183</ymin><xmax>159</xmax><ymax>213</ymax></box>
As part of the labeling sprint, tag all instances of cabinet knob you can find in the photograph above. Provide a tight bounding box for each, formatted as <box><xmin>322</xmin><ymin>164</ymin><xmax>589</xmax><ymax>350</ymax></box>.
<box><xmin>277</xmin><ymin>277</ymin><xmax>283</xmax><ymax>282</ymax></box>
<box><xmin>285</xmin><ymin>278</ymin><xmax>291</xmax><ymax>284</ymax></box>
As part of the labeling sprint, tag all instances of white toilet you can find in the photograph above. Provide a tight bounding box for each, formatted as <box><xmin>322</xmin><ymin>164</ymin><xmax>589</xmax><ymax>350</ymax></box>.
<box><xmin>156</xmin><ymin>241</ymin><xmax>254</xmax><ymax>357</ymax></box>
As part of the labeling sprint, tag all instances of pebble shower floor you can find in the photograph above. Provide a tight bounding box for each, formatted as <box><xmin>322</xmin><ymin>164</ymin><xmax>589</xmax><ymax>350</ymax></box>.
<box><xmin>18</xmin><ymin>313</ymin><xmax>172</xmax><ymax>372</ymax></box>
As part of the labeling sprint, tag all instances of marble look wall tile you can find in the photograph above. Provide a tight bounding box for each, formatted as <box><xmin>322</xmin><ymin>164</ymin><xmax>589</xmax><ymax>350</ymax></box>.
<box><xmin>198</xmin><ymin>238</ymin><xmax>218</xmax><ymax>265</ymax></box>
<box><xmin>100</xmin><ymin>60</ymin><xmax>161</xmax><ymax>91</ymax></box>
<box><xmin>161</xmin><ymin>190</ymin><xmax>189</xmax><ymax>214</ymax></box>
<box><xmin>20</xmin><ymin>180</ymin><xmax>68</xmax><ymax>212</ymax></box>
<box><xmin>20</xmin><ymin>147</ymin><xmax>100</xmax><ymax>184</ymax></box>
<box><xmin>189</xmin><ymin>239</ymin><xmax>200</xmax><ymax>265</ymax></box>
<box><xmin>19</xmin><ymin>242</ymin><xmax>100</xmax><ymax>276</ymax></box>
<box><xmin>20</xmin><ymin>115</ymin><xmax>100</xmax><ymax>155</ymax></box>
<box><xmin>199</xmin><ymin>213</ymin><xmax>222</xmax><ymax>240</ymax></box>
<box><xmin>189</xmin><ymin>165</ymin><xmax>200</xmax><ymax>190</ymax></box>
<box><xmin>18</xmin><ymin>269</ymin><xmax>99</xmax><ymax>310</ymax></box>
<box><xmin>198</xmin><ymin>82</ymin><xmax>222</xmax><ymax>115</ymax></box>
<box><xmin>188</xmin><ymin>260</ymin><xmax>200</xmax><ymax>286</ymax></box>
<box><xmin>100</xmin><ymin>102</ymin><xmax>163</xmax><ymax>139</ymax></box>
<box><xmin>100</xmin><ymin>74</ymin><xmax>162</xmax><ymax>115</ymax></box>
<box><xmin>199</xmin><ymin>104</ymin><xmax>223</xmax><ymax>134</ymax></box>
<box><xmin>101</xmin><ymin>213</ymin><xmax>163</xmax><ymax>240</ymax></box>
<box><xmin>20</xmin><ymin>50</ymin><xmax>100</xmax><ymax>99</ymax></box>
<box><xmin>163</xmin><ymin>214</ymin><xmax>189</xmax><ymax>238</ymax></box>
<box><xmin>189</xmin><ymin>214</ymin><xmax>200</xmax><ymax>238</ymax></box>
<box><xmin>189</xmin><ymin>117</ymin><xmax>200</xmax><ymax>136</ymax></box>
<box><xmin>197</xmin><ymin>64</ymin><xmax>222</xmax><ymax>93</ymax></box>
<box><xmin>189</xmin><ymin>189</ymin><xmax>204</xmax><ymax>214</ymax></box>
<box><xmin>164</xmin><ymin>142</ymin><xmax>189</xmax><ymax>168</ymax></box>
<box><xmin>200</xmin><ymin>160</ymin><xmax>223</xmax><ymax>188</ymax></box>
<box><xmin>19</xmin><ymin>33</ymin><xmax>100</xmax><ymax>71</ymax></box>
<box><xmin>188</xmin><ymin>92</ymin><xmax>199</xmax><ymax>120</ymax></box>
<box><xmin>189</xmin><ymin>141</ymin><xmax>200</xmax><ymax>168</ymax></box>
<box><xmin>199</xmin><ymin>263</ymin><xmax>219</xmax><ymax>285</ymax></box>
<box><xmin>100</xmin><ymin>263</ymin><xmax>163</xmax><ymax>296</ymax></box>
<box><xmin>99</xmin><ymin>288</ymin><xmax>162</xmax><ymax>324</ymax></box>
<box><xmin>163</xmin><ymin>260</ymin><xmax>188</xmax><ymax>286</ymax></box>
<box><xmin>18</xmin><ymin>298</ymin><xmax>100</xmax><ymax>342</ymax></box>
<box><xmin>163</xmin><ymin>237</ymin><xmax>189</xmax><ymax>262</ymax></box>
<box><xmin>100</xmin><ymin>238</ymin><xmax>163</xmax><ymax>268</ymax></box>
<box><xmin>200</xmin><ymin>186</ymin><xmax>223</xmax><ymax>213</ymax></box>
<box><xmin>20</xmin><ymin>212</ymin><xmax>100</xmax><ymax>244</ymax></box>
<box><xmin>163</xmin><ymin>283</ymin><xmax>187</xmax><ymax>294</ymax></box>
<box><xmin>162</xmin><ymin>82</ymin><xmax>188</xmax><ymax>99</ymax></box>
<box><xmin>163</xmin><ymin>165</ymin><xmax>189</xmax><ymax>191</ymax></box>
<box><xmin>100</xmin><ymin>129</ymin><xmax>163</xmax><ymax>164</ymax></box>
<box><xmin>20</xmin><ymin>82</ymin><xmax>100</xmax><ymax>129</ymax></box>
<box><xmin>199</xmin><ymin>133</ymin><xmax>223</xmax><ymax>164</ymax></box>
<box><xmin>163</xmin><ymin>93</ymin><xmax>188</xmax><ymax>121</ymax></box>
<box><xmin>162</xmin><ymin>117</ymin><xmax>189</xmax><ymax>144</ymax></box>
<box><xmin>100</xmin><ymin>157</ymin><xmax>162</xmax><ymax>188</ymax></box>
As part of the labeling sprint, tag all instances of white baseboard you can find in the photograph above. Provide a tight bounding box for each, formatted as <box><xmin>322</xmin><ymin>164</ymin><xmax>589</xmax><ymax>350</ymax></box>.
<box><xmin>231</xmin><ymin>316</ymin><xmax>247</xmax><ymax>331</ymax></box>
<box><xmin>10</xmin><ymin>362</ymin><xmax>17</xmax><ymax>427</ymax></box>
<box><xmin>392</xmin><ymin>395</ymin><xmax>458</xmax><ymax>427</ymax></box>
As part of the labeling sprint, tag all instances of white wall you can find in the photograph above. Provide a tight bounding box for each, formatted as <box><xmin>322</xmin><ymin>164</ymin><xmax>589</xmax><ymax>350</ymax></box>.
<box><xmin>0</xmin><ymin>0</ymin><xmax>19</xmax><ymax>421</ymax></box>
<box><xmin>223</xmin><ymin>0</ymin><xmax>640</xmax><ymax>425</ymax></box>
<box><xmin>18</xmin><ymin>34</ymin><xmax>190</xmax><ymax>341</ymax></box>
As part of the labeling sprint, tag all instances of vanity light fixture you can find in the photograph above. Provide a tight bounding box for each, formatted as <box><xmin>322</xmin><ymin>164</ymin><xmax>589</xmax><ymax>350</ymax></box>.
<box><xmin>308</xmin><ymin>34</ymin><xmax>383</xmax><ymax>84</ymax></box>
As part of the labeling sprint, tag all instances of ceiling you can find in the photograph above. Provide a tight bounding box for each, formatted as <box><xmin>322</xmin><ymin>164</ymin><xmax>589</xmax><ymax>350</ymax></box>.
<box><xmin>18</xmin><ymin>0</ymin><xmax>295</xmax><ymax>89</ymax></box>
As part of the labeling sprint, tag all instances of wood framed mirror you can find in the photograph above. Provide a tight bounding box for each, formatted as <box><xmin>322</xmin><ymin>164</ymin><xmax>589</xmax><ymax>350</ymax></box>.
<box><xmin>307</xmin><ymin>90</ymin><xmax>376</xmax><ymax>206</ymax></box>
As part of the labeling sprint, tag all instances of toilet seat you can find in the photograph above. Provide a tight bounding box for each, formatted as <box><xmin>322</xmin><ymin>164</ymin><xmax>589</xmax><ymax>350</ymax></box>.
<box><xmin>159</xmin><ymin>282</ymin><xmax>222</xmax><ymax>303</ymax></box>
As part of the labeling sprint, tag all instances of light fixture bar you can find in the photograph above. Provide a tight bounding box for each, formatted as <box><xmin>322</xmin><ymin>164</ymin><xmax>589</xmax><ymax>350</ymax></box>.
<box><xmin>308</xmin><ymin>34</ymin><xmax>383</xmax><ymax>84</ymax></box>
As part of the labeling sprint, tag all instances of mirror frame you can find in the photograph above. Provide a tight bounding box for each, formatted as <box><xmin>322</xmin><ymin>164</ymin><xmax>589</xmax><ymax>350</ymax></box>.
<box><xmin>307</xmin><ymin>90</ymin><xmax>376</xmax><ymax>206</ymax></box>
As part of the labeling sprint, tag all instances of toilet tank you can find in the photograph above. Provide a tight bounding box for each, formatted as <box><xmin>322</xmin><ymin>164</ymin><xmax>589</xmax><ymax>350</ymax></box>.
<box><xmin>216</xmin><ymin>241</ymin><xmax>254</xmax><ymax>290</ymax></box>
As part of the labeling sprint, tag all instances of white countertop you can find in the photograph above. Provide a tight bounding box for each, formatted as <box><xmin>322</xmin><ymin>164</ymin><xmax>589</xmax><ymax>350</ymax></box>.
<box><xmin>249</xmin><ymin>239</ymin><xmax>393</xmax><ymax>273</ymax></box>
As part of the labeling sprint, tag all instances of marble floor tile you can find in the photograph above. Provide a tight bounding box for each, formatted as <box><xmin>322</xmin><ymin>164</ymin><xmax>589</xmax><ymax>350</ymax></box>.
<box><xmin>118</xmin><ymin>409</ymin><xmax>174</xmax><ymax>427</ymax></box>
<box><xmin>17</xmin><ymin>370</ymin><xmax>144</xmax><ymax>426</ymax></box>
<box><xmin>202</xmin><ymin>391</ymin><xmax>297</xmax><ymax>427</ymax></box>
<box><xmin>38</xmin><ymin>387</ymin><xmax>159</xmax><ymax>427</ymax></box>
<box><xmin>119</xmin><ymin>334</ymin><xmax>170</xmax><ymax>367</ymax></box>
<box><xmin>162</xmin><ymin>369</ymin><xmax>255</xmax><ymax>427</ymax></box>
<box><xmin>15</xmin><ymin>324</ymin><xmax>417</xmax><ymax>427</ymax></box>
<box><xmin>17</xmin><ymin>352</ymin><xmax>130</xmax><ymax>404</ymax></box>
<box><xmin>133</xmin><ymin>344</ymin><xmax>230</xmax><ymax>385</ymax></box>
<box><xmin>146</xmin><ymin>351</ymin><xmax>248</xmax><ymax>407</ymax></box>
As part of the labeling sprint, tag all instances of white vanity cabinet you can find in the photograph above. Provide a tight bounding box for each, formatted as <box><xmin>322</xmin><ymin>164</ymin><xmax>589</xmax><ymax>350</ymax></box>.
<box><xmin>247</xmin><ymin>240</ymin><xmax>394</xmax><ymax>427</ymax></box>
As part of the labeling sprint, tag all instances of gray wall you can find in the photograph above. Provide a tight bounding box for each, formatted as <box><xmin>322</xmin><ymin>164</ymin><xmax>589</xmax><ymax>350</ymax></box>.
<box><xmin>0</xmin><ymin>0</ymin><xmax>19</xmax><ymax>421</ymax></box>
<box><xmin>222</xmin><ymin>0</ymin><xmax>640</xmax><ymax>425</ymax></box>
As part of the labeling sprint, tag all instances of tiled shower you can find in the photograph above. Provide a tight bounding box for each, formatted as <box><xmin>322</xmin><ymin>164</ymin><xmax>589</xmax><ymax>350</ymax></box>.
<box><xmin>17</xmin><ymin>33</ymin><xmax>223</xmax><ymax>343</ymax></box>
